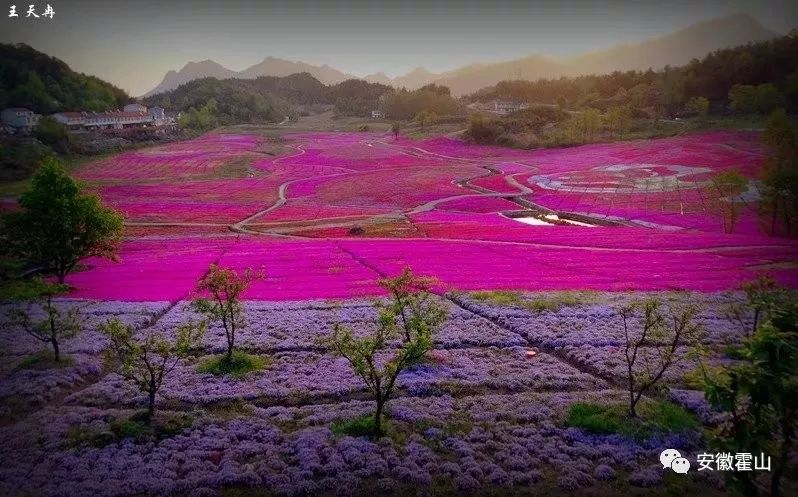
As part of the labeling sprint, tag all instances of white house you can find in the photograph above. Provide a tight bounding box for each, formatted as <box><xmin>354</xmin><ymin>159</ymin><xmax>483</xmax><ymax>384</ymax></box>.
<box><xmin>493</xmin><ymin>100</ymin><xmax>530</xmax><ymax>115</ymax></box>
<box><xmin>53</xmin><ymin>110</ymin><xmax>153</xmax><ymax>129</ymax></box>
<box><xmin>1</xmin><ymin>107</ymin><xmax>41</xmax><ymax>134</ymax></box>
<box><xmin>371</xmin><ymin>110</ymin><xmax>386</xmax><ymax>119</ymax></box>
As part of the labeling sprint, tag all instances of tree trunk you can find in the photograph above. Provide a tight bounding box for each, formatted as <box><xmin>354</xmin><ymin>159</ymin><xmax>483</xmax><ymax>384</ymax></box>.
<box><xmin>49</xmin><ymin>304</ymin><xmax>60</xmax><ymax>361</ymax></box>
<box><xmin>752</xmin><ymin>309</ymin><xmax>760</xmax><ymax>336</ymax></box>
<box><xmin>147</xmin><ymin>388</ymin><xmax>156</xmax><ymax>419</ymax></box>
<box><xmin>629</xmin><ymin>391</ymin><xmax>640</xmax><ymax>418</ymax></box>
<box><xmin>51</xmin><ymin>337</ymin><xmax>60</xmax><ymax>362</ymax></box>
<box><xmin>374</xmin><ymin>397</ymin><xmax>385</xmax><ymax>439</ymax></box>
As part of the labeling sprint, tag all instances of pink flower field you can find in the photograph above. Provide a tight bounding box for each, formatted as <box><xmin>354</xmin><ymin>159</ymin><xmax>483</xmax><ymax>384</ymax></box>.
<box><xmin>64</xmin><ymin>130</ymin><xmax>798</xmax><ymax>300</ymax></box>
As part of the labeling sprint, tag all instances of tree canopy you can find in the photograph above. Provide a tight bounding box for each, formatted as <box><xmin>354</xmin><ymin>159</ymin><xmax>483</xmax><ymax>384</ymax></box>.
<box><xmin>0</xmin><ymin>43</ymin><xmax>129</xmax><ymax>113</ymax></box>
<box><xmin>2</xmin><ymin>158</ymin><xmax>124</xmax><ymax>283</ymax></box>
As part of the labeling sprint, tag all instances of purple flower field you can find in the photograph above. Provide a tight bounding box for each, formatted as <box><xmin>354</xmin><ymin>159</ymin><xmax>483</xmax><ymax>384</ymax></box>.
<box><xmin>0</xmin><ymin>293</ymin><xmax>744</xmax><ymax>496</ymax></box>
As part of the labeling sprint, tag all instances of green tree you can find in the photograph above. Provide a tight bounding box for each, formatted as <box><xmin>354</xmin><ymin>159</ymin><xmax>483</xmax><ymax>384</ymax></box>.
<box><xmin>604</xmin><ymin>106</ymin><xmax>632</xmax><ymax>134</ymax></box>
<box><xmin>619</xmin><ymin>299</ymin><xmax>702</xmax><ymax>417</ymax></box>
<box><xmin>726</xmin><ymin>275</ymin><xmax>794</xmax><ymax>337</ymax></box>
<box><xmin>321</xmin><ymin>267</ymin><xmax>447</xmax><ymax>438</ymax></box>
<box><xmin>3</xmin><ymin>158</ymin><xmax>124</xmax><ymax>284</ymax></box>
<box><xmin>101</xmin><ymin>317</ymin><xmax>205</xmax><ymax>418</ymax></box>
<box><xmin>7</xmin><ymin>279</ymin><xmax>78</xmax><ymax>362</ymax></box>
<box><xmin>760</xmin><ymin>167</ymin><xmax>798</xmax><ymax>236</ymax></box>
<box><xmin>760</xmin><ymin>109</ymin><xmax>798</xmax><ymax>235</ymax></box>
<box><xmin>755</xmin><ymin>83</ymin><xmax>786</xmax><ymax>115</ymax></box>
<box><xmin>729</xmin><ymin>84</ymin><xmax>758</xmax><ymax>114</ymax></box>
<box><xmin>414</xmin><ymin>110</ymin><xmax>437</xmax><ymax>130</ymax></box>
<box><xmin>702</xmin><ymin>298</ymin><xmax>798</xmax><ymax>497</ymax></box>
<box><xmin>192</xmin><ymin>264</ymin><xmax>263</xmax><ymax>361</ymax></box>
<box><xmin>711</xmin><ymin>170</ymin><xmax>749</xmax><ymax>234</ymax></box>
<box><xmin>763</xmin><ymin>109</ymin><xmax>797</xmax><ymax>170</ymax></box>
<box><xmin>556</xmin><ymin>95</ymin><xmax>567</xmax><ymax>110</ymax></box>
<box><xmin>33</xmin><ymin>116</ymin><xmax>72</xmax><ymax>154</ymax></box>
<box><xmin>685</xmin><ymin>96</ymin><xmax>710</xmax><ymax>121</ymax></box>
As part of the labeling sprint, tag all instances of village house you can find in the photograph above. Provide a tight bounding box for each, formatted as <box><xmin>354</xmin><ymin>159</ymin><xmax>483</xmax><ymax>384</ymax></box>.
<box><xmin>123</xmin><ymin>103</ymin><xmax>148</xmax><ymax>113</ymax></box>
<box><xmin>493</xmin><ymin>100</ymin><xmax>530</xmax><ymax>115</ymax></box>
<box><xmin>1</xmin><ymin>107</ymin><xmax>41</xmax><ymax>134</ymax></box>
<box><xmin>53</xmin><ymin>110</ymin><xmax>155</xmax><ymax>130</ymax></box>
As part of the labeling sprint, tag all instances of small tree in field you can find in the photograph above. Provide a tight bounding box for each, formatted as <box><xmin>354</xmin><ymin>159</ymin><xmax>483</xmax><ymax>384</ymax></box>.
<box><xmin>192</xmin><ymin>265</ymin><xmax>263</xmax><ymax>373</ymax></box>
<box><xmin>7</xmin><ymin>280</ymin><xmax>79</xmax><ymax>362</ymax></box>
<box><xmin>100</xmin><ymin>317</ymin><xmax>205</xmax><ymax>418</ymax></box>
<box><xmin>619</xmin><ymin>299</ymin><xmax>702</xmax><ymax>417</ymax></box>
<box><xmin>323</xmin><ymin>268</ymin><xmax>447</xmax><ymax>438</ymax></box>
<box><xmin>391</xmin><ymin>121</ymin><xmax>402</xmax><ymax>138</ymax></box>
<box><xmin>3</xmin><ymin>158</ymin><xmax>124</xmax><ymax>284</ymax></box>
<box><xmin>710</xmin><ymin>170</ymin><xmax>748</xmax><ymax>234</ymax></box>
<box><xmin>702</xmin><ymin>300</ymin><xmax>798</xmax><ymax>497</ymax></box>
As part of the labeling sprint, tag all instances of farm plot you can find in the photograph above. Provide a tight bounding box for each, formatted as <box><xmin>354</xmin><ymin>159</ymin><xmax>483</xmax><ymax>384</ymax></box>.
<box><xmin>0</xmin><ymin>294</ymin><xmax>741</xmax><ymax>496</ymax></box>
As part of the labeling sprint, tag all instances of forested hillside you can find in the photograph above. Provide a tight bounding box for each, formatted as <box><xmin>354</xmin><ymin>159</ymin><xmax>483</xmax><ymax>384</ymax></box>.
<box><xmin>143</xmin><ymin>73</ymin><xmax>391</xmax><ymax>123</ymax></box>
<box><xmin>0</xmin><ymin>44</ymin><xmax>130</xmax><ymax>113</ymax></box>
<box><xmin>468</xmin><ymin>31</ymin><xmax>798</xmax><ymax>116</ymax></box>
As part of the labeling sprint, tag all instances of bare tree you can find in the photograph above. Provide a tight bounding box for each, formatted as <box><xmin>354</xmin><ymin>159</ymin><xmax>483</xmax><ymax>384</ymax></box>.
<box><xmin>8</xmin><ymin>282</ymin><xmax>80</xmax><ymax>362</ymax></box>
<box><xmin>101</xmin><ymin>317</ymin><xmax>205</xmax><ymax>418</ymax></box>
<box><xmin>619</xmin><ymin>299</ymin><xmax>702</xmax><ymax>417</ymax></box>
<box><xmin>323</xmin><ymin>267</ymin><xmax>447</xmax><ymax>438</ymax></box>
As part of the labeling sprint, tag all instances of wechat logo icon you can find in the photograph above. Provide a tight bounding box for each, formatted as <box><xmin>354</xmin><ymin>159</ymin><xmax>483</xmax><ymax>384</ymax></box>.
<box><xmin>660</xmin><ymin>449</ymin><xmax>691</xmax><ymax>474</ymax></box>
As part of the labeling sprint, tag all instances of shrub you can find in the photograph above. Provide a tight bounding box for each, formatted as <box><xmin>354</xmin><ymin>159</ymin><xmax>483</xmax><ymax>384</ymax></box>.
<box><xmin>702</xmin><ymin>298</ymin><xmax>798</xmax><ymax>497</ymax></box>
<box><xmin>331</xmin><ymin>415</ymin><xmax>386</xmax><ymax>438</ymax></box>
<box><xmin>197</xmin><ymin>350</ymin><xmax>269</xmax><ymax>378</ymax></box>
<box><xmin>566</xmin><ymin>400</ymin><xmax>699</xmax><ymax>439</ymax></box>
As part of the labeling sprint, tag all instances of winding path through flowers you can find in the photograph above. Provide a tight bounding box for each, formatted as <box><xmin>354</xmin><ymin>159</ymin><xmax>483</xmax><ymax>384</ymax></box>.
<box><xmin>64</xmin><ymin>129</ymin><xmax>798</xmax><ymax>300</ymax></box>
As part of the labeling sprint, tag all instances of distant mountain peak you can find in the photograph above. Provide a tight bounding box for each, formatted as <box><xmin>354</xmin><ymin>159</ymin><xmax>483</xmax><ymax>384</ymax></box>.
<box><xmin>142</xmin><ymin>13</ymin><xmax>779</xmax><ymax>97</ymax></box>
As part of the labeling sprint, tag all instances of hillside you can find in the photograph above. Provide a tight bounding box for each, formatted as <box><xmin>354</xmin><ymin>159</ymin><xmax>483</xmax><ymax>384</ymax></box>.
<box><xmin>0</xmin><ymin>43</ymin><xmax>130</xmax><ymax>113</ymax></box>
<box><xmin>565</xmin><ymin>12</ymin><xmax>778</xmax><ymax>76</ymax></box>
<box><xmin>143</xmin><ymin>73</ymin><xmax>394</xmax><ymax>121</ymax></box>
<box><xmin>467</xmin><ymin>29</ymin><xmax>798</xmax><ymax>115</ymax></box>
<box><xmin>145</xmin><ymin>56</ymin><xmax>355</xmax><ymax>97</ymax></box>
<box><xmin>433</xmin><ymin>13</ymin><xmax>778</xmax><ymax>95</ymax></box>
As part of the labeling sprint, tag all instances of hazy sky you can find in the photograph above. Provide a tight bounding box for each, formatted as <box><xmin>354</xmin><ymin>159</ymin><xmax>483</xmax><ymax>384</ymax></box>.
<box><xmin>2</xmin><ymin>0</ymin><xmax>797</xmax><ymax>96</ymax></box>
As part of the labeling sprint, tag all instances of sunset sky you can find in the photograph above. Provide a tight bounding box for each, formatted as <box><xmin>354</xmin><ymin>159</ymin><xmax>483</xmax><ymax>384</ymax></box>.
<box><xmin>1</xmin><ymin>0</ymin><xmax>796</xmax><ymax>96</ymax></box>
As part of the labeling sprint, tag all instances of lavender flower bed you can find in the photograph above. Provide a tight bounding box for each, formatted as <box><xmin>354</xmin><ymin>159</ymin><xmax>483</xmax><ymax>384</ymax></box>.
<box><xmin>456</xmin><ymin>292</ymin><xmax>747</xmax><ymax>348</ymax></box>
<box><xmin>557</xmin><ymin>344</ymin><xmax>706</xmax><ymax>387</ymax></box>
<box><xmin>0</xmin><ymin>391</ymin><xmax>713</xmax><ymax>497</ymax></box>
<box><xmin>151</xmin><ymin>300</ymin><xmax>524</xmax><ymax>353</ymax></box>
<box><xmin>0</xmin><ymin>300</ymin><xmax>170</xmax><ymax>356</ymax></box>
<box><xmin>0</xmin><ymin>354</ymin><xmax>104</xmax><ymax>413</ymax></box>
<box><xmin>0</xmin><ymin>295</ymin><xmax>735</xmax><ymax>496</ymax></box>
<box><xmin>67</xmin><ymin>347</ymin><xmax>605</xmax><ymax>407</ymax></box>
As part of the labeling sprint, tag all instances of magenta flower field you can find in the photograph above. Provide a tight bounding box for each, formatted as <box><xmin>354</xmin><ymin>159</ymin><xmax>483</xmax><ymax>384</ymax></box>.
<box><xmin>63</xmin><ymin>129</ymin><xmax>798</xmax><ymax>300</ymax></box>
<box><xmin>4</xmin><ymin>129</ymin><xmax>798</xmax><ymax>497</ymax></box>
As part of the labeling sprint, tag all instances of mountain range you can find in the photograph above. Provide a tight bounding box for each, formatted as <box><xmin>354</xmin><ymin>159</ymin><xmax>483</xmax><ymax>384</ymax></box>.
<box><xmin>143</xmin><ymin>13</ymin><xmax>778</xmax><ymax>97</ymax></box>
